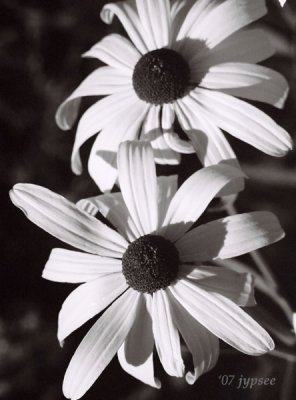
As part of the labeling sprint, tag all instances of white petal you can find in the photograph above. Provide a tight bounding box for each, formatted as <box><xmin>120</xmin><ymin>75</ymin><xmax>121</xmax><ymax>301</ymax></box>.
<box><xmin>70</xmin><ymin>90</ymin><xmax>135</xmax><ymax>175</ymax></box>
<box><xmin>192</xmin><ymin>88</ymin><xmax>293</xmax><ymax>156</ymax></box>
<box><xmin>163</xmin><ymin>131</ymin><xmax>195</xmax><ymax>154</ymax></box>
<box><xmin>10</xmin><ymin>184</ymin><xmax>128</xmax><ymax>257</ymax></box>
<box><xmin>83</xmin><ymin>34</ymin><xmax>140</xmax><ymax>73</ymax></box>
<box><xmin>78</xmin><ymin>193</ymin><xmax>141</xmax><ymax>242</ymax></box>
<box><xmin>136</xmin><ymin>0</ymin><xmax>171</xmax><ymax>48</ymax></box>
<box><xmin>63</xmin><ymin>289</ymin><xmax>140</xmax><ymax>400</ymax></box>
<box><xmin>152</xmin><ymin>290</ymin><xmax>184</xmax><ymax>377</ymax></box>
<box><xmin>170</xmin><ymin>0</ymin><xmax>196</xmax><ymax>43</ymax></box>
<box><xmin>88</xmin><ymin>99</ymin><xmax>149</xmax><ymax>192</ymax></box>
<box><xmin>190</xmin><ymin>29</ymin><xmax>275</xmax><ymax>69</ymax></box>
<box><xmin>101</xmin><ymin>1</ymin><xmax>149</xmax><ymax>54</ymax></box>
<box><xmin>118</xmin><ymin>294</ymin><xmax>161</xmax><ymax>388</ymax></box>
<box><xmin>161</xmin><ymin>103</ymin><xmax>175</xmax><ymax>130</ymax></box>
<box><xmin>118</xmin><ymin>141</ymin><xmax>159</xmax><ymax>235</ymax></box>
<box><xmin>55</xmin><ymin>67</ymin><xmax>132</xmax><ymax>130</ymax></box>
<box><xmin>141</xmin><ymin>106</ymin><xmax>180</xmax><ymax>165</ymax></box>
<box><xmin>43</xmin><ymin>248</ymin><xmax>122</xmax><ymax>283</ymax></box>
<box><xmin>167</xmin><ymin>289</ymin><xmax>219</xmax><ymax>384</ymax></box>
<box><xmin>184</xmin><ymin>266</ymin><xmax>256</xmax><ymax>307</ymax></box>
<box><xmin>199</xmin><ymin>63</ymin><xmax>289</xmax><ymax>109</ymax></box>
<box><xmin>157</xmin><ymin>175</ymin><xmax>178</xmax><ymax>230</ymax></box>
<box><xmin>184</xmin><ymin>0</ymin><xmax>267</xmax><ymax>48</ymax></box>
<box><xmin>159</xmin><ymin>164</ymin><xmax>245</xmax><ymax>242</ymax></box>
<box><xmin>177</xmin><ymin>211</ymin><xmax>284</xmax><ymax>263</ymax></box>
<box><xmin>58</xmin><ymin>273</ymin><xmax>127</xmax><ymax>344</ymax></box>
<box><xmin>170</xmin><ymin>279</ymin><xmax>274</xmax><ymax>355</ymax></box>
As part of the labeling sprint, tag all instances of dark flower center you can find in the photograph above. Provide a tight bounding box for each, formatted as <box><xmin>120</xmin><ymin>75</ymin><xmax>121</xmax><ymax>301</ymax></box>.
<box><xmin>122</xmin><ymin>234</ymin><xmax>179</xmax><ymax>293</ymax></box>
<box><xmin>132</xmin><ymin>48</ymin><xmax>191</xmax><ymax>105</ymax></box>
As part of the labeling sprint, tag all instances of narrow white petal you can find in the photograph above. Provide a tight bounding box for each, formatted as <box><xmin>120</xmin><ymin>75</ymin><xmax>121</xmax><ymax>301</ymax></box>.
<box><xmin>157</xmin><ymin>175</ymin><xmax>178</xmax><ymax>230</ymax></box>
<box><xmin>88</xmin><ymin>99</ymin><xmax>149</xmax><ymax>192</ymax></box>
<box><xmin>159</xmin><ymin>164</ymin><xmax>245</xmax><ymax>242</ymax></box>
<box><xmin>101</xmin><ymin>1</ymin><xmax>149</xmax><ymax>54</ymax></box>
<box><xmin>184</xmin><ymin>266</ymin><xmax>256</xmax><ymax>307</ymax></box>
<box><xmin>199</xmin><ymin>63</ymin><xmax>289</xmax><ymax>109</ymax></box>
<box><xmin>170</xmin><ymin>279</ymin><xmax>274</xmax><ymax>355</ymax></box>
<box><xmin>55</xmin><ymin>67</ymin><xmax>132</xmax><ymax>130</ymax></box>
<box><xmin>118</xmin><ymin>141</ymin><xmax>159</xmax><ymax>235</ymax></box>
<box><xmin>63</xmin><ymin>289</ymin><xmax>140</xmax><ymax>400</ymax></box>
<box><xmin>70</xmin><ymin>90</ymin><xmax>135</xmax><ymax>175</ymax></box>
<box><xmin>43</xmin><ymin>248</ymin><xmax>122</xmax><ymax>283</ymax></box>
<box><xmin>58</xmin><ymin>273</ymin><xmax>127</xmax><ymax>344</ymax></box>
<box><xmin>152</xmin><ymin>290</ymin><xmax>185</xmax><ymax>377</ymax></box>
<box><xmin>163</xmin><ymin>131</ymin><xmax>195</xmax><ymax>154</ymax></box>
<box><xmin>136</xmin><ymin>0</ymin><xmax>171</xmax><ymax>48</ymax></box>
<box><xmin>177</xmin><ymin>212</ymin><xmax>284</xmax><ymax>263</ymax></box>
<box><xmin>167</xmin><ymin>289</ymin><xmax>219</xmax><ymax>384</ymax></box>
<box><xmin>185</xmin><ymin>0</ymin><xmax>267</xmax><ymax>48</ymax></box>
<box><xmin>192</xmin><ymin>88</ymin><xmax>293</xmax><ymax>156</ymax></box>
<box><xmin>10</xmin><ymin>184</ymin><xmax>128</xmax><ymax>257</ymax></box>
<box><xmin>83</xmin><ymin>34</ymin><xmax>140</xmax><ymax>73</ymax></box>
<box><xmin>161</xmin><ymin>103</ymin><xmax>175</xmax><ymax>130</ymax></box>
<box><xmin>118</xmin><ymin>294</ymin><xmax>161</xmax><ymax>388</ymax></box>
<box><xmin>170</xmin><ymin>0</ymin><xmax>196</xmax><ymax>44</ymax></box>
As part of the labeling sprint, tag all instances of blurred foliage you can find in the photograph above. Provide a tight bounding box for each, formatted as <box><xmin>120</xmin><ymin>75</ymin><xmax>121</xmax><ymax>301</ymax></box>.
<box><xmin>0</xmin><ymin>0</ymin><xmax>296</xmax><ymax>399</ymax></box>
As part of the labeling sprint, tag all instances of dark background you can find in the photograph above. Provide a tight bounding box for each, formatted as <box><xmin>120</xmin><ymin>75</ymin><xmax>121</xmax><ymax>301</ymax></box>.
<box><xmin>0</xmin><ymin>0</ymin><xmax>296</xmax><ymax>399</ymax></box>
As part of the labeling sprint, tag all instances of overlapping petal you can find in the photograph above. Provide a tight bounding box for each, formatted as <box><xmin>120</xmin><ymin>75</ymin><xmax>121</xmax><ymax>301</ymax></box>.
<box><xmin>9</xmin><ymin>184</ymin><xmax>128</xmax><ymax>257</ymax></box>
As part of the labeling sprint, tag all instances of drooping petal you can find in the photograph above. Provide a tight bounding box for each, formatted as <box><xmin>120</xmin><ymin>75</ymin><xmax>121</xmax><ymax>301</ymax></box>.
<box><xmin>136</xmin><ymin>0</ymin><xmax>171</xmax><ymax>48</ymax></box>
<box><xmin>191</xmin><ymin>88</ymin><xmax>293</xmax><ymax>156</ymax></box>
<box><xmin>163</xmin><ymin>131</ymin><xmax>195</xmax><ymax>154</ymax></box>
<box><xmin>198</xmin><ymin>63</ymin><xmax>289</xmax><ymax>109</ymax></box>
<box><xmin>58</xmin><ymin>273</ymin><xmax>128</xmax><ymax>344</ymax></box>
<box><xmin>87</xmin><ymin>99</ymin><xmax>149</xmax><ymax>192</ymax></box>
<box><xmin>157</xmin><ymin>175</ymin><xmax>178</xmax><ymax>230</ymax></box>
<box><xmin>177</xmin><ymin>211</ymin><xmax>284</xmax><ymax>263</ymax></box>
<box><xmin>10</xmin><ymin>184</ymin><xmax>128</xmax><ymax>257</ymax></box>
<box><xmin>43</xmin><ymin>248</ymin><xmax>122</xmax><ymax>283</ymax></box>
<box><xmin>78</xmin><ymin>193</ymin><xmax>141</xmax><ymax>242</ymax></box>
<box><xmin>183</xmin><ymin>265</ymin><xmax>255</xmax><ymax>307</ymax></box>
<box><xmin>101</xmin><ymin>1</ymin><xmax>149</xmax><ymax>54</ymax></box>
<box><xmin>83</xmin><ymin>34</ymin><xmax>140</xmax><ymax>73</ymax></box>
<box><xmin>184</xmin><ymin>0</ymin><xmax>267</xmax><ymax>48</ymax></box>
<box><xmin>118</xmin><ymin>141</ymin><xmax>159</xmax><ymax>236</ymax></box>
<box><xmin>170</xmin><ymin>279</ymin><xmax>274</xmax><ymax>355</ymax></box>
<box><xmin>159</xmin><ymin>164</ymin><xmax>245</xmax><ymax>242</ymax></box>
<box><xmin>55</xmin><ymin>67</ymin><xmax>132</xmax><ymax>130</ymax></box>
<box><xmin>118</xmin><ymin>294</ymin><xmax>161</xmax><ymax>388</ymax></box>
<box><xmin>152</xmin><ymin>290</ymin><xmax>185</xmax><ymax>377</ymax></box>
<box><xmin>70</xmin><ymin>90</ymin><xmax>137</xmax><ymax>175</ymax></box>
<box><xmin>63</xmin><ymin>289</ymin><xmax>140</xmax><ymax>400</ymax></box>
<box><xmin>167</xmin><ymin>289</ymin><xmax>219</xmax><ymax>384</ymax></box>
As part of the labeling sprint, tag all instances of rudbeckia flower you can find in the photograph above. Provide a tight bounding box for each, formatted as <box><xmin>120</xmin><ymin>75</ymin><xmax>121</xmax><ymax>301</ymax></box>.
<box><xmin>10</xmin><ymin>142</ymin><xmax>283</xmax><ymax>399</ymax></box>
<box><xmin>56</xmin><ymin>0</ymin><xmax>293</xmax><ymax>192</ymax></box>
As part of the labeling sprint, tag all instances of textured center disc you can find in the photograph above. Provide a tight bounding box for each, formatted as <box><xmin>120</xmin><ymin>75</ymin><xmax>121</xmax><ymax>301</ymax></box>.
<box><xmin>132</xmin><ymin>48</ymin><xmax>190</xmax><ymax>105</ymax></box>
<box><xmin>122</xmin><ymin>234</ymin><xmax>179</xmax><ymax>293</ymax></box>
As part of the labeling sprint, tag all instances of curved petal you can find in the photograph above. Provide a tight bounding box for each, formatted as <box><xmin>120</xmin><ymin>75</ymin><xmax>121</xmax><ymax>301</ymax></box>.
<box><xmin>58</xmin><ymin>273</ymin><xmax>127</xmax><ymax>344</ymax></box>
<box><xmin>152</xmin><ymin>290</ymin><xmax>185</xmax><ymax>377</ymax></box>
<box><xmin>199</xmin><ymin>63</ymin><xmax>289</xmax><ymax>109</ymax></box>
<box><xmin>184</xmin><ymin>266</ymin><xmax>255</xmax><ymax>307</ymax></box>
<box><xmin>70</xmin><ymin>90</ymin><xmax>135</xmax><ymax>175</ymax></box>
<box><xmin>184</xmin><ymin>0</ymin><xmax>267</xmax><ymax>48</ymax></box>
<box><xmin>170</xmin><ymin>279</ymin><xmax>274</xmax><ymax>355</ymax></box>
<box><xmin>63</xmin><ymin>289</ymin><xmax>140</xmax><ymax>400</ymax></box>
<box><xmin>118</xmin><ymin>141</ymin><xmax>159</xmax><ymax>236</ymax></box>
<box><xmin>163</xmin><ymin>131</ymin><xmax>195</xmax><ymax>154</ymax></box>
<box><xmin>177</xmin><ymin>211</ymin><xmax>284</xmax><ymax>263</ymax></box>
<box><xmin>136</xmin><ymin>0</ymin><xmax>171</xmax><ymax>48</ymax></box>
<box><xmin>157</xmin><ymin>175</ymin><xmax>178</xmax><ymax>230</ymax></box>
<box><xmin>167</xmin><ymin>290</ymin><xmax>219</xmax><ymax>384</ymax></box>
<box><xmin>170</xmin><ymin>0</ymin><xmax>196</xmax><ymax>44</ymax></box>
<box><xmin>43</xmin><ymin>248</ymin><xmax>122</xmax><ymax>283</ymax></box>
<box><xmin>9</xmin><ymin>184</ymin><xmax>128</xmax><ymax>257</ymax></box>
<box><xmin>159</xmin><ymin>164</ymin><xmax>245</xmax><ymax>242</ymax></box>
<box><xmin>88</xmin><ymin>99</ymin><xmax>149</xmax><ymax>192</ymax></box>
<box><xmin>83</xmin><ymin>34</ymin><xmax>140</xmax><ymax>73</ymax></box>
<box><xmin>55</xmin><ymin>67</ymin><xmax>132</xmax><ymax>130</ymax></box>
<box><xmin>192</xmin><ymin>88</ymin><xmax>293</xmax><ymax>156</ymax></box>
<box><xmin>118</xmin><ymin>294</ymin><xmax>161</xmax><ymax>388</ymax></box>
<box><xmin>101</xmin><ymin>1</ymin><xmax>149</xmax><ymax>54</ymax></box>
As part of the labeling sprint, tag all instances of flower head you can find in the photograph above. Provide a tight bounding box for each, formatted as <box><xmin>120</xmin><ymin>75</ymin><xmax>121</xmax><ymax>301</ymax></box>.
<box><xmin>56</xmin><ymin>0</ymin><xmax>292</xmax><ymax>192</ymax></box>
<box><xmin>10</xmin><ymin>141</ymin><xmax>284</xmax><ymax>399</ymax></box>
